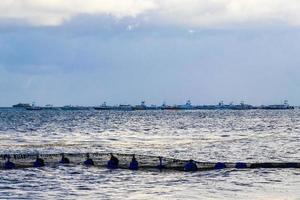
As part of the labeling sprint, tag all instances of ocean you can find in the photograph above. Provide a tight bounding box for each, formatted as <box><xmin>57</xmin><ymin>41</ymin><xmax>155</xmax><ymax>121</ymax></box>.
<box><xmin>0</xmin><ymin>109</ymin><xmax>299</xmax><ymax>199</ymax></box>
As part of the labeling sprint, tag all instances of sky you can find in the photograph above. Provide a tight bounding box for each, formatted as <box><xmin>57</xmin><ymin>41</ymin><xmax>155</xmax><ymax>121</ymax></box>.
<box><xmin>0</xmin><ymin>0</ymin><xmax>300</xmax><ymax>106</ymax></box>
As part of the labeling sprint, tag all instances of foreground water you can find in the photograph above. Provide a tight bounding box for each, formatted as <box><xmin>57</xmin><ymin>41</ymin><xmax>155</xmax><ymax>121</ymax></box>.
<box><xmin>0</xmin><ymin>109</ymin><xmax>299</xmax><ymax>199</ymax></box>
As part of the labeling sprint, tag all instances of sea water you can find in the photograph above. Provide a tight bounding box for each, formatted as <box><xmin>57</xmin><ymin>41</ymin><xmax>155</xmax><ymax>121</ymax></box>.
<box><xmin>0</xmin><ymin>109</ymin><xmax>299</xmax><ymax>199</ymax></box>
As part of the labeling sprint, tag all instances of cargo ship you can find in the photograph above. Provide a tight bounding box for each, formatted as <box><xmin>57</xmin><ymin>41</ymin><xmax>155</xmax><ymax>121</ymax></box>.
<box><xmin>94</xmin><ymin>102</ymin><xmax>113</xmax><ymax>110</ymax></box>
<box><xmin>61</xmin><ymin>105</ymin><xmax>89</xmax><ymax>111</ymax></box>
<box><xmin>260</xmin><ymin>101</ymin><xmax>294</xmax><ymax>110</ymax></box>
<box><xmin>12</xmin><ymin>103</ymin><xmax>31</xmax><ymax>109</ymax></box>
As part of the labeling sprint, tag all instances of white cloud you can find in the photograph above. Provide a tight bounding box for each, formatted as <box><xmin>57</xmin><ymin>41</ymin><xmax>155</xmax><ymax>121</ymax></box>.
<box><xmin>152</xmin><ymin>0</ymin><xmax>300</xmax><ymax>27</ymax></box>
<box><xmin>0</xmin><ymin>0</ymin><xmax>157</xmax><ymax>26</ymax></box>
<box><xmin>0</xmin><ymin>0</ymin><xmax>300</xmax><ymax>27</ymax></box>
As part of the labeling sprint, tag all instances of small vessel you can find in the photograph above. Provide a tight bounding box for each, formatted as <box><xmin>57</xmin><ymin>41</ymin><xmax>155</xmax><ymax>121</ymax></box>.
<box><xmin>42</xmin><ymin>104</ymin><xmax>58</xmax><ymax>110</ymax></box>
<box><xmin>94</xmin><ymin>102</ymin><xmax>112</xmax><ymax>110</ymax></box>
<box><xmin>116</xmin><ymin>104</ymin><xmax>133</xmax><ymax>111</ymax></box>
<box><xmin>133</xmin><ymin>101</ymin><xmax>147</xmax><ymax>110</ymax></box>
<box><xmin>160</xmin><ymin>102</ymin><xmax>179</xmax><ymax>110</ymax></box>
<box><xmin>133</xmin><ymin>101</ymin><xmax>160</xmax><ymax>110</ymax></box>
<box><xmin>26</xmin><ymin>102</ymin><xmax>42</xmax><ymax>111</ymax></box>
<box><xmin>177</xmin><ymin>100</ymin><xmax>195</xmax><ymax>110</ymax></box>
<box><xmin>61</xmin><ymin>105</ymin><xmax>89</xmax><ymax>111</ymax></box>
<box><xmin>149</xmin><ymin>105</ymin><xmax>159</xmax><ymax>110</ymax></box>
<box><xmin>26</xmin><ymin>107</ymin><xmax>43</xmax><ymax>111</ymax></box>
<box><xmin>12</xmin><ymin>103</ymin><xmax>31</xmax><ymax>109</ymax></box>
<box><xmin>261</xmin><ymin>100</ymin><xmax>294</xmax><ymax>110</ymax></box>
<box><xmin>228</xmin><ymin>101</ymin><xmax>254</xmax><ymax>110</ymax></box>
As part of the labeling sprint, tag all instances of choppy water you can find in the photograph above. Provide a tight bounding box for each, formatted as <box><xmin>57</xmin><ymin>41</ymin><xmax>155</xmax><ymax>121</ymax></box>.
<box><xmin>0</xmin><ymin>109</ymin><xmax>299</xmax><ymax>199</ymax></box>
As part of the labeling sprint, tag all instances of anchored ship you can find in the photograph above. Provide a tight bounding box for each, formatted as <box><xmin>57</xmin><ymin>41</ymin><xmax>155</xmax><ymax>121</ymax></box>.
<box><xmin>94</xmin><ymin>102</ymin><xmax>112</xmax><ymax>110</ymax></box>
<box><xmin>116</xmin><ymin>104</ymin><xmax>133</xmax><ymax>111</ymax></box>
<box><xmin>261</xmin><ymin>100</ymin><xmax>294</xmax><ymax>110</ymax></box>
<box><xmin>133</xmin><ymin>101</ymin><xmax>159</xmax><ymax>110</ymax></box>
<box><xmin>177</xmin><ymin>100</ymin><xmax>195</xmax><ymax>110</ymax></box>
<box><xmin>160</xmin><ymin>102</ymin><xmax>180</xmax><ymax>110</ymax></box>
<box><xmin>25</xmin><ymin>102</ymin><xmax>42</xmax><ymax>111</ymax></box>
<box><xmin>12</xmin><ymin>103</ymin><xmax>31</xmax><ymax>109</ymax></box>
<box><xmin>61</xmin><ymin>105</ymin><xmax>89</xmax><ymax>111</ymax></box>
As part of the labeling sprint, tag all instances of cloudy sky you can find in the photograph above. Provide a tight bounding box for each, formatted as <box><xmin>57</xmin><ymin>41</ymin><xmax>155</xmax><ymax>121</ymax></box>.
<box><xmin>0</xmin><ymin>0</ymin><xmax>300</xmax><ymax>106</ymax></box>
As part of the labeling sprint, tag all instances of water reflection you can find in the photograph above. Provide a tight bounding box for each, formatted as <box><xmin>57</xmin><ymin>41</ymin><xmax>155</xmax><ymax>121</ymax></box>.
<box><xmin>0</xmin><ymin>109</ymin><xmax>299</xmax><ymax>199</ymax></box>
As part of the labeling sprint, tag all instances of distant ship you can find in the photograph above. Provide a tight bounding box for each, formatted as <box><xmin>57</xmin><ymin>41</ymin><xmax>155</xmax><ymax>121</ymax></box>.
<box><xmin>227</xmin><ymin>101</ymin><xmax>254</xmax><ymax>110</ymax></box>
<box><xmin>61</xmin><ymin>105</ymin><xmax>89</xmax><ymax>111</ymax></box>
<box><xmin>133</xmin><ymin>101</ymin><xmax>147</xmax><ymax>110</ymax></box>
<box><xmin>160</xmin><ymin>102</ymin><xmax>180</xmax><ymax>110</ymax></box>
<box><xmin>95</xmin><ymin>102</ymin><xmax>134</xmax><ymax>111</ymax></box>
<box><xmin>116</xmin><ymin>104</ymin><xmax>133</xmax><ymax>111</ymax></box>
<box><xmin>160</xmin><ymin>100</ymin><xmax>196</xmax><ymax>110</ymax></box>
<box><xmin>133</xmin><ymin>101</ymin><xmax>159</xmax><ymax>110</ymax></box>
<box><xmin>177</xmin><ymin>100</ymin><xmax>196</xmax><ymax>110</ymax></box>
<box><xmin>94</xmin><ymin>102</ymin><xmax>112</xmax><ymax>110</ymax></box>
<box><xmin>12</xmin><ymin>103</ymin><xmax>31</xmax><ymax>109</ymax></box>
<box><xmin>42</xmin><ymin>104</ymin><xmax>59</xmax><ymax>110</ymax></box>
<box><xmin>261</xmin><ymin>100</ymin><xmax>294</xmax><ymax>110</ymax></box>
<box><xmin>26</xmin><ymin>102</ymin><xmax>42</xmax><ymax>111</ymax></box>
<box><xmin>12</xmin><ymin>100</ymin><xmax>296</xmax><ymax>111</ymax></box>
<box><xmin>26</xmin><ymin>106</ymin><xmax>43</xmax><ymax>111</ymax></box>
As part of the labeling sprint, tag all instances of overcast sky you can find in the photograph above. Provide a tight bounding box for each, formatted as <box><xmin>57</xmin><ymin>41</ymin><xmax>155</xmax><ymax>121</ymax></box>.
<box><xmin>0</xmin><ymin>0</ymin><xmax>300</xmax><ymax>106</ymax></box>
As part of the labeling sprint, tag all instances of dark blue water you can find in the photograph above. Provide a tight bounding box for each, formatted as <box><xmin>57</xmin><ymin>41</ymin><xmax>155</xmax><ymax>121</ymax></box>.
<box><xmin>0</xmin><ymin>109</ymin><xmax>299</xmax><ymax>199</ymax></box>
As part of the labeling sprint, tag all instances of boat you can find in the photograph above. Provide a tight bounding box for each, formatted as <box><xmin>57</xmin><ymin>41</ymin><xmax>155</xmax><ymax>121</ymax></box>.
<box><xmin>160</xmin><ymin>102</ymin><xmax>180</xmax><ymax>110</ymax></box>
<box><xmin>94</xmin><ymin>102</ymin><xmax>113</xmax><ymax>110</ymax></box>
<box><xmin>61</xmin><ymin>105</ymin><xmax>89</xmax><ymax>111</ymax></box>
<box><xmin>116</xmin><ymin>104</ymin><xmax>133</xmax><ymax>111</ymax></box>
<box><xmin>42</xmin><ymin>104</ymin><xmax>58</xmax><ymax>110</ymax></box>
<box><xmin>12</xmin><ymin>103</ymin><xmax>31</xmax><ymax>109</ymax></box>
<box><xmin>228</xmin><ymin>101</ymin><xmax>254</xmax><ymax>110</ymax></box>
<box><xmin>261</xmin><ymin>100</ymin><xmax>294</xmax><ymax>110</ymax></box>
<box><xmin>133</xmin><ymin>101</ymin><xmax>147</xmax><ymax>110</ymax></box>
<box><xmin>26</xmin><ymin>106</ymin><xmax>43</xmax><ymax>111</ymax></box>
<box><xmin>25</xmin><ymin>102</ymin><xmax>42</xmax><ymax>111</ymax></box>
<box><xmin>177</xmin><ymin>100</ymin><xmax>196</xmax><ymax>110</ymax></box>
<box><xmin>134</xmin><ymin>101</ymin><xmax>161</xmax><ymax>110</ymax></box>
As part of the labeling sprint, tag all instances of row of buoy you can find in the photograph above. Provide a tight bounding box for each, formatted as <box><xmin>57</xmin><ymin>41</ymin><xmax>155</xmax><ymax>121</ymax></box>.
<box><xmin>2</xmin><ymin>154</ymin><xmax>299</xmax><ymax>171</ymax></box>
<box><xmin>2</xmin><ymin>153</ymin><xmax>243</xmax><ymax>171</ymax></box>
<box><xmin>183</xmin><ymin>160</ymin><xmax>246</xmax><ymax>171</ymax></box>
<box><xmin>3</xmin><ymin>153</ymin><xmax>96</xmax><ymax>170</ymax></box>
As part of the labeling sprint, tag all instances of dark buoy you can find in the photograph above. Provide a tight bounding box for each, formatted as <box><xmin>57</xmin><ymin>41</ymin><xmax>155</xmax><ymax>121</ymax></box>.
<box><xmin>235</xmin><ymin>162</ymin><xmax>247</xmax><ymax>169</ymax></box>
<box><xmin>284</xmin><ymin>162</ymin><xmax>298</xmax><ymax>168</ymax></box>
<box><xmin>107</xmin><ymin>153</ymin><xmax>119</xmax><ymax>169</ymax></box>
<box><xmin>157</xmin><ymin>157</ymin><xmax>165</xmax><ymax>170</ymax></box>
<box><xmin>33</xmin><ymin>155</ymin><xmax>45</xmax><ymax>167</ymax></box>
<box><xmin>214</xmin><ymin>162</ymin><xmax>226</xmax><ymax>169</ymax></box>
<box><xmin>129</xmin><ymin>154</ymin><xmax>138</xmax><ymax>170</ymax></box>
<box><xmin>250</xmin><ymin>163</ymin><xmax>273</xmax><ymax>168</ymax></box>
<box><xmin>4</xmin><ymin>155</ymin><xmax>15</xmax><ymax>170</ymax></box>
<box><xmin>84</xmin><ymin>153</ymin><xmax>94</xmax><ymax>166</ymax></box>
<box><xmin>60</xmin><ymin>153</ymin><xmax>70</xmax><ymax>164</ymax></box>
<box><xmin>184</xmin><ymin>160</ymin><xmax>198</xmax><ymax>172</ymax></box>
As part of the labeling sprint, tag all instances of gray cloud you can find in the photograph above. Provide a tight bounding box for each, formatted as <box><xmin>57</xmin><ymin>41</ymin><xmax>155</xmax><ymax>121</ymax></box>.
<box><xmin>0</xmin><ymin>15</ymin><xmax>300</xmax><ymax>106</ymax></box>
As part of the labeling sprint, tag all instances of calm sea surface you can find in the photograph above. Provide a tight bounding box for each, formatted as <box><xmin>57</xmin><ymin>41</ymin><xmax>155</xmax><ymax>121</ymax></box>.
<box><xmin>0</xmin><ymin>109</ymin><xmax>299</xmax><ymax>199</ymax></box>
